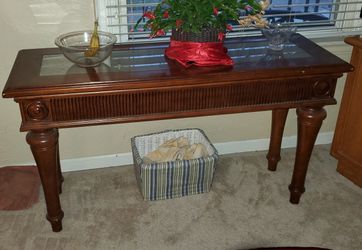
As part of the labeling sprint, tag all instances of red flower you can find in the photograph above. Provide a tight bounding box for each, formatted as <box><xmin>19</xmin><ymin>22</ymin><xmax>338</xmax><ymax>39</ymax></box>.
<box><xmin>176</xmin><ymin>19</ymin><xmax>183</xmax><ymax>28</ymax></box>
<box><xmin>218</xmin><ymin>32</ymin><xmax>225</xmax><ymax>41</ymax></box>
<box><xmin>149</xmin><ymin>29</ymin><xmax>166</xmax><ymax>38</ymax></box>
<box><xmin>213</xmin><ymin>7</ymin><xmax>218</xmax><ymax>16</ymax></box>
<box><xmin>156</xmin><ymin>29</ymin><xmax>166</xmax><ymax>36</ymax></box>
<box><xmin>163</xmin><ymin>10</ymin><xmax>169</xmax><ymax>18</ymax></box>
<box><xmin>143</xmin><ymin>11</ymin><xmax>155</xmax><ymax>20</ymax></box>
<box><xmin>226</xmin><ymin>24</ymin><xmax>233</xmax><ymax>31</ymax></box>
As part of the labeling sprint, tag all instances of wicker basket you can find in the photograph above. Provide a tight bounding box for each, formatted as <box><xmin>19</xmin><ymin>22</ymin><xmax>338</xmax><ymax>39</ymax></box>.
<box><xmin>171</xmin><ymin>28</ymin><xmax>223</xmax><ymax>42</ymax></box>
<box><xmin>131</xmin><ymin>128</ymin><xmax>218</xmax><ymax>201</ymax></box>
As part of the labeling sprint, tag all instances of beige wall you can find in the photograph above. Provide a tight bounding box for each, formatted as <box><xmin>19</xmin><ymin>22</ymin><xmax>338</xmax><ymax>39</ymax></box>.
<box><xmin>0</xmin><ymin>0</ymin><xmax>352</xmax><ymax>167</ymax></box>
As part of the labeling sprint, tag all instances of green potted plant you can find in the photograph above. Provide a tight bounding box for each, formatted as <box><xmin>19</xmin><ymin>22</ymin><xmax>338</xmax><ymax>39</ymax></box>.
<box><xmin>135</xmin><ymin>0</ymin><xmax>269</xmax><ymax>41</ymax></box>
<box><xmin>134</xmin><ymin>0</ymin><xmax>269</xmax><ymax>67</ymax></box>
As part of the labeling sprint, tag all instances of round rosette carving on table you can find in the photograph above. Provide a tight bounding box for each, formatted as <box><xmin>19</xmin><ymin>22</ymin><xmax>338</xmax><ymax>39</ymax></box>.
<box><xmin>26</xmin><ymin>101</ymin><xmax>49</xmax><ymax>121</ymax></box>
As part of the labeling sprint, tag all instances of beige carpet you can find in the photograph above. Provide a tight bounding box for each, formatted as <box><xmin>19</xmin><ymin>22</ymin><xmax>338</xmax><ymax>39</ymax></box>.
<box><xmin>0</xmin><ymin>145</ymin><xmax>361</xmax><ymax>250</ymax></box>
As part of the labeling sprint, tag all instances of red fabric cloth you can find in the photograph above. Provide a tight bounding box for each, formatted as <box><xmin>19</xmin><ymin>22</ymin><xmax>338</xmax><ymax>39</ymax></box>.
<box><xmin>165</xmin><ymin>39</ymin><xmax>233</xmax><ymax>67</ymax></box>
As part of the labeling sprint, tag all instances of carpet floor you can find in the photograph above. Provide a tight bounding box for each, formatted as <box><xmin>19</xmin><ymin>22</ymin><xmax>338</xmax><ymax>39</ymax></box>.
<box><xmin>0</xmin><ymin>144</ymin><xmax>361</xmax><ymax>250</ymax></box>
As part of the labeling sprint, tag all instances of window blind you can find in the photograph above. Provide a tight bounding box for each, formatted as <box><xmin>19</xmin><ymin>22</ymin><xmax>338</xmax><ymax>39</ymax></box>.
<box><xmin>96</xmin><ymin>0</ymin><xmax>362</xmax><ymax>43</ymax></box>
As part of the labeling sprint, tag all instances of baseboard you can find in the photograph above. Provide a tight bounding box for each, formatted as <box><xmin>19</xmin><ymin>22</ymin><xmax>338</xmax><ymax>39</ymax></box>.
<box><xmin>60</xmin><ymin>132</ymin><xmax>334</xmax><ymax>172</ymax></box>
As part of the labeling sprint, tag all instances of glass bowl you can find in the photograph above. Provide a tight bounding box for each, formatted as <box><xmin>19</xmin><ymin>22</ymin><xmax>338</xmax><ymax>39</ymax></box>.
<box><xmin>261</xmin><ymin>23</ymin><xmax>297</xmax><ymax>51</ymax></box>
<box><xmin>55</xmin><ymin>31</ymin><xmax>117</xmax><ymax>67</ymax></box>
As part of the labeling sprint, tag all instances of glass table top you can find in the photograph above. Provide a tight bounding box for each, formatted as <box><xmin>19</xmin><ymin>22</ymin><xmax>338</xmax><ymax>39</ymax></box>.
<box><xmin>4</xmin><ymin>34</ymin><xmax>352</xmax><ymax>98</ymax></box>
<box><xmin>40</xmin><ymin>37</ymin><xmax>308</xmax><ymax>76</ymax></box>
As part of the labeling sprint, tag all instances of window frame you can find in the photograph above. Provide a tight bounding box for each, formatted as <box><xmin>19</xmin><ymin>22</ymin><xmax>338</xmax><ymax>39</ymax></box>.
<box><xmin>96</xmin><ymin>0</ymin><xmax>362</xmax><ymax>43</ymax></box>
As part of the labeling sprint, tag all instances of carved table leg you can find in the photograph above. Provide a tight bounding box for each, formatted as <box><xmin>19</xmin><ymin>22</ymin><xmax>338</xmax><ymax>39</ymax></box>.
<box><xmin>267</xmin><ymin>109</ymin><xmax>289</xmax><ymax>171</ymax></box>
<box><xmin>26</xmin><ymin>129</ymin><xmax>64</xmax><ymax>232</ymax></box>
<box><xmin>55</xmin><ymin>129</ymin><xmax>64</xmax><ymax>194</ymax></box>
<box><xmin>289</xmin><ymin>107</ymin><xmax>326</xmax><ymax>204</ymax></box>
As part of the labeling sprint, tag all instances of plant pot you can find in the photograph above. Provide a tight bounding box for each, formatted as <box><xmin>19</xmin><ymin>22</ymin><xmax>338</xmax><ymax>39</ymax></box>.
<box><xmin>171</xmin><ymin>28</ymin><xmax>223</xmax><ymax>42</ymax></box>
<box><xmin>165</xmin><ymin>29</ymin><xmax>233</xmax><ymax>68</ymax></box>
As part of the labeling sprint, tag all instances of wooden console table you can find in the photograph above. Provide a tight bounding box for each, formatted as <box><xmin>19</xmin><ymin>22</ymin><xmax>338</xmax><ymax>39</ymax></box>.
<box><xmin>2</xmin><ymin>34</ymin><xmax>352</xmax><ymax>232</ymax></box>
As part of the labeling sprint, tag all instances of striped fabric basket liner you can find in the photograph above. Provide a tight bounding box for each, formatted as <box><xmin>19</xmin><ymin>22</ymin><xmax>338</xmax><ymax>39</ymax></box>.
<box><xmin>131</xmin><ymin>128</ymin><xmax>218</xmax><ymax>201</ymax></box>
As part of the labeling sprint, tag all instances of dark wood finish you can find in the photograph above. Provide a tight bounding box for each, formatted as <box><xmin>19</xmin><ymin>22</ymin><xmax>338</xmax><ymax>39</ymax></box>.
<box><xmin>55</xmin><ymin>129</ymin><xmax>64</xmax><ymax>194</ymax></box>
<box><xmin>289</xmin><ymin>107</ymin><xmax>326</xmax><ymax>203</ymax></box>
<box><xmin>2</xmin><ymin>34</ymin><xmax>352</xmax><ymax>231</ymax></box>
<box><xmin>267</xmin><ymin>109</ymin><xmax>289</xmax><ymax>171</ymax></box>
<box><xmin>26</xmin><ymin>129</ymin><xmax>64</xmax><ymax>232</ymax></box>
<box><xmin>331</xmin><ymin>36</ymin><xmax>362</xmax><ymax>188</ymax></box>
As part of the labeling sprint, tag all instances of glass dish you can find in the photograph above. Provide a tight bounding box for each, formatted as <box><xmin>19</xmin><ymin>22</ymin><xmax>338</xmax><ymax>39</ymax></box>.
<box><xmin>261</xmin><ymin>23</ymin><xmax>297</xmax><ymax>51</ymax></box>
<box><xmin>55</xmin><ymin>31</ymin><xmax>117</xmax><ymax>67</ymax></box>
